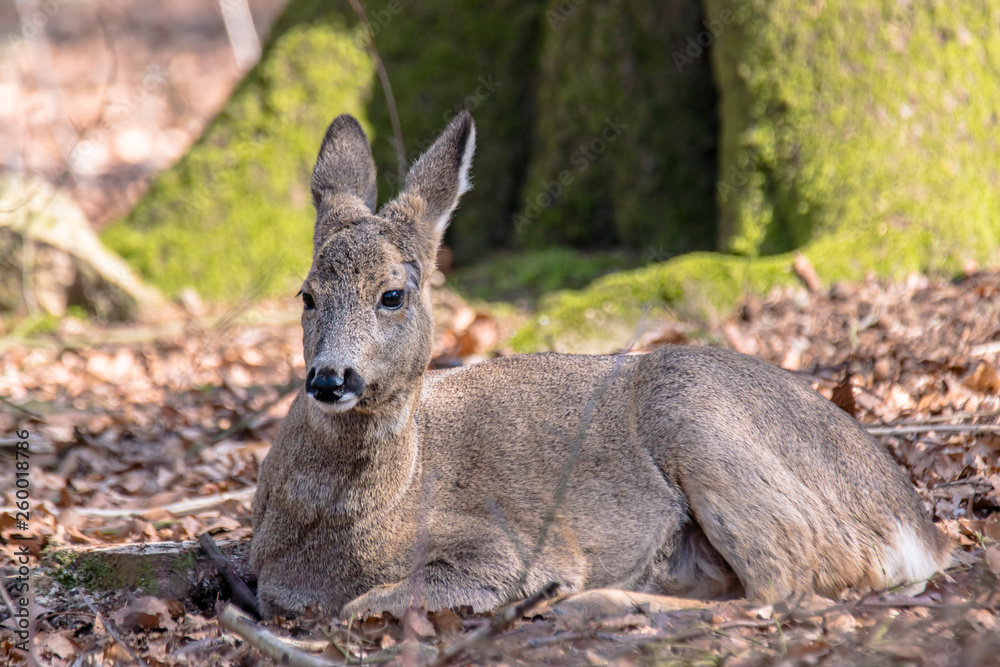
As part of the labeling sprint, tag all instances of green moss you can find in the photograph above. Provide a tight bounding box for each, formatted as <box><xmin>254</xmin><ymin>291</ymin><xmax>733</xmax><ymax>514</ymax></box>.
<box><xmin>103</xmin><ymin>0</ymin><xmax>552</xmax><ymax>288</ymax></box>
<box><xmin>510</xmin><ymin>0</ymin><xmax>1000</xmax><ymax>353</ymax></box>
<box><xmin>49</xmin><ymin>551</ymin><xmax>79</xmax><ymax>590</ymax></box>
<box><xmin>518</xmin><ymin>0</ymin><xmax>718</xmax><ymax>255</ymax></box>
<box><xmin>447</xmin><ymin>247</ymin><xmax>640</xmax><ymax>303</ymax></box>
<box><xmin>102</xmin><ymin>6</ymin><xmax>375</xmax><ymax>299</ymax></box>
<box><xmin>708</xmin><ymin>0</ymin><xmax>1000</xmax><ymax>258</ymax></box>
<box><xmin>509</xmin><ymin>223</ymin><xmax>974</xmax><ymax>353</ymax></box>
<box><xmin>51</xmin><ymin>553</ymin><xmax>116</xmax><ymax>590</ymax></box>
<box><xmin>45</xmin><ymin>548</ymin><xmax>202</xmax><ymax>595</ymax></box>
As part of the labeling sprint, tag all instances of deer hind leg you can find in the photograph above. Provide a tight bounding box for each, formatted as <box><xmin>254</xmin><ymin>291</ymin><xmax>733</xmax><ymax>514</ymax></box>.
<box><xmin>652</xmin><ymin>521</ymin><xmax>745</xmax><ymax>600</ymax></box>
<box><xmin>678</xmin><ymin>457</ymin><xmax>870</xmax><ymax>603</ymax></box>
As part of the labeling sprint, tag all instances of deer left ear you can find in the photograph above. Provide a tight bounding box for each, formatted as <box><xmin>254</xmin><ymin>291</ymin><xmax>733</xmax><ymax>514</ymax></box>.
<box><xmin>310</xmin><ymin>115</ymin><xmax>378</xmax><ymax>246</ymax></box>
<box><xmin>381</xmin><ymin>111</ymin><xmax>475</xmax><ymax>252</ymax></box>
<box><xmin>311</xmin><ymin>114</ymin><xmax>378</xmax><ymax>211</ymax></box>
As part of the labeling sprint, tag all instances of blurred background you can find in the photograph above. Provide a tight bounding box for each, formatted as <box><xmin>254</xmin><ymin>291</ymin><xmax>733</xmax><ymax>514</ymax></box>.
<box><xmin>2</xmin><ymin>0</ymin><xmax>995</xmax><ymax>352</ymax></box>
<box><xmin>2</xmin><ymin>3</ymin><xmax>1000</xmax><ymax>663</ymax></box>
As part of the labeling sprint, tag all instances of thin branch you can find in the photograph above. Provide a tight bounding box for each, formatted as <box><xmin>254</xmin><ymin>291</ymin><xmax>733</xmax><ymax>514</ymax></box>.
<box><xmin>58</xmin><ymin>487</ymin><xmax>256</xmax><ymax>518</ymax></box>
<box><xmin>866</xmin><ymin>424</ymin><xmax>1000</xmax><ymax>436</ymax></box>
<box><xmin>170</xmin><ymin>636</ymin><xmax>238</xmax><ymax>659</ymax></box>
<box><xmin>218</xmin><ymin>603</ymin><xmax>339</xmax><ymax>667</ymax></box>
<box><xmin>198</xmin><ymin>532</ymin><xmax>259</xmax><ymax>617</ymax></box>
<box><xmin>0</xmin><ymin>395</ymin><xmax>45</xmax><ymax>420</ymax></box>
<box><xmin>877</xmin><ymin>410</ymin><xmax>1000</xmax><ymax>427</ymax></box>
<box><xmin>185</xmin><ymin>374</ymin><xmax>298</xmax><ymax>460</ymax></box>
<box><xmin>0</xmin><ymin>577</ymin><xmax>18</xmax><ymax>619</ymax></box>
<box><xmin>431</xmin><ymin>581</ymin><xmax>561</xmax><ymax>667</ymax></box>
<box><xmin>79</xmin><ymin>590</ymin><xmax>149</xmax><ymax>667</ymax></box>
<box><xmin>347</xmin><ymin>0</ymin><xmax>406</xmax><ymax>181</ymax></box>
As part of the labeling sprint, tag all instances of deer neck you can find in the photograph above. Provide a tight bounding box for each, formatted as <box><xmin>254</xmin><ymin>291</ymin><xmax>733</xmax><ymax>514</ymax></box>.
<box><xmin>304</xmin><ymin>386</ymin><xmax>422</xmax><ymax>523</ymax></box>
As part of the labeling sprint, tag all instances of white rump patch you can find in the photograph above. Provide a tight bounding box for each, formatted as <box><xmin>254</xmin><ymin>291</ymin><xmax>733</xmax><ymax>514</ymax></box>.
<box><xmin>881</xmin><ymin>520</ymin><xmax>942</xmax><ymax>589</ymax></box>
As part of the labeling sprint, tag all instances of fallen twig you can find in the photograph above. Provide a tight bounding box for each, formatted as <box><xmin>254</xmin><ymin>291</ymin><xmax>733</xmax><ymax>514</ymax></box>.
<box><xmin>0</xmin><ymin>395</ymin><xmax>44</xmax><ymax>420</ymax></box>
<box><xmin>79</xmin><ymin>590</ymin><xmax>149</xmax><ymax>667</ymax></box>
<box><xmin>170</xmin><ymin>635</ymin><xmax>238</xmax><ymax>659</ymax></box>
<box><xmin>185</xmin><ymin>375</ymin><xmax>298</xmax><ymax>460</ymax></box>
<box><xmin>0</xmin><ymin>576</ymin><xmax>18</xmax><ymax>618</ymax></box>
<box><xmin>431</xmin><ymin>581</ymin><xmax>562</xmax><ymax>667</ymax></box>
<box><xmin>658</xmin><ymin>617</ymin><xmax>778</xmax><ymax>645</ymax></box>
<box><xmin>793</xmin><ymin>252</ymin><xmax>823</xmax><ymax>292</ymax></box>
<box><xmin>878</xmin><ymin>410</ymin><xmax>1000</xmax><ymax>427</ymax></box>
<box><xmin>866</xmin><ymin>424</ymin><xmax>1000</xmax><ymax>436</ymax></box>
<box><xmin>218</xmin><ymin>602</ymin><xmax>338</xmax><ymax>667</ymax></box>
<box><xmin>199</xmin><ymin>532</ymin><xmax>259</xmax><ymax>616</ymax></box>
<box><xmin>65</xmin><ymin>487</ymin><xmax>256</xmax><ymax>518</ymax></box>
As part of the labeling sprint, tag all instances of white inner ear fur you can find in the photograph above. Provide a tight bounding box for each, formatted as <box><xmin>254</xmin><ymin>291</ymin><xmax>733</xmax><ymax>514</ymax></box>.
<box><xmin>432</xmin><ymin>122</ymin><xmax>476</xmax><ymax>237</ymax></box>
<box><xmin>457</xmin><ymin>122</ymin><xmax>476</xmax><ymax>197</ymax></box>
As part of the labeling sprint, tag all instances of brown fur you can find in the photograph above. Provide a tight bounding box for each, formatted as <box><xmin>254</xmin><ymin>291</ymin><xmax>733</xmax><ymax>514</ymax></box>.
<box><xmin>251</xmin><ymin>111</ymin><xmax>951</xmax><ymax>619</ymax></box>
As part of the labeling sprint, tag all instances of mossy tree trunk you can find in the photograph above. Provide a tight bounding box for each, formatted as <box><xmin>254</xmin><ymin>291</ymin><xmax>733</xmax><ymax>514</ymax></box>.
<box><xmin>102</xmin><ymin>0</ymin><xmax>722</xmax><ymax>299</ymax></box>
<box><xmin>518</xmin><ymin>0</ymin><xmax>719</xmax><ymax>258</ymax></box>
<box><xmin>104</xmin><ymin>0</ymin><xmax>998</xmax><ymax>305</ymax></box>
<box><xmin>359</xmin><ymin>0</ymin><xmax>548</xmax><ymax>262</ymax></box>
<box><xmin>709</xmin><ymin>0</ymin><xmax>1000</xmax><ymax>264</ymax></box>
<box><xmin>102</xmin><ymin>5</ymin><xmax>375</xmax><ymax>300</ymax></box>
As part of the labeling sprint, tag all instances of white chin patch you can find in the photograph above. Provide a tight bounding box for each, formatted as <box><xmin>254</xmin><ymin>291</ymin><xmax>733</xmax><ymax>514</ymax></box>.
<box><xmin>312</xmin><ymin>394</ymin><xmax>359</xmax><ymax>413</ymax></box>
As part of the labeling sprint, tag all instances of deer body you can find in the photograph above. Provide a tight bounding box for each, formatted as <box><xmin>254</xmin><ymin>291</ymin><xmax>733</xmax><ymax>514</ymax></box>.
<box><xmin>251</xmin><ymin>113</ymin><xmax>950</xmax><ymax>619</ymax></box>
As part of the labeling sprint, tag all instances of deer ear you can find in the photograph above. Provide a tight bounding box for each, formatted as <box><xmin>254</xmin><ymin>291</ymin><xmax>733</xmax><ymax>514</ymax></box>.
<box><xmin>382</xmin><ymin>111</ymin><xmax>475</xmax><ymax>249</ymax></box>
<box><xmin>310</xmin><ymin>115</ymin><xmax>377</xmax><ymax>241</ymax></box>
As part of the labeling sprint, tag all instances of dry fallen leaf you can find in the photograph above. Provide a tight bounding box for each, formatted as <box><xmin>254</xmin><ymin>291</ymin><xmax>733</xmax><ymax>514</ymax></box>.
<box><xmin>831</xmin><ymin>372</ymin><xmax>858</xmax><ymax>417</ymax></box>
<box><xmin>985</xmin><ymin>545</ymin><xmax>1000</xmax><ymax>576</ymax></box>
<box><xmin>40</xmin><ymin>631</ymin><xmax>80</xmax><ymax>660</ymax></box>
<box><xmin>429</xmin><ymin>608</ymin><xmax>463</xmax><ymax>636</ymax></box>
<box><xmin>113</xmin><ymin>596</ymin><xmax>178</xmax><ymax>632</ymax></box>
<box><xmin>402</xmin><ymin>607</ymin><xmax>437</xmax><ymax>639</ymax></box>
<box><xmin>964</xmin><ymin>360</ymin><xmax>1000</xmax><ymax>394</ymax></box>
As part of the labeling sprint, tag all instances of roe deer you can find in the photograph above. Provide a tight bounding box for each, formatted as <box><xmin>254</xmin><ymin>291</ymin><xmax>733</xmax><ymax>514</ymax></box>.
<box><xmin>251</xmin><ymin>111</ymin><xmax>951</xmax><ymax>619</ymax></box>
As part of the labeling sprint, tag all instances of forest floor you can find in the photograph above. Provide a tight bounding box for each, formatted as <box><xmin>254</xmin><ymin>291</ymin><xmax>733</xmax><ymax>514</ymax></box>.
<box><xmin>1</xmin><ymin>270</ymin><xmax>1000</xmax><ymax>666</ymax></box>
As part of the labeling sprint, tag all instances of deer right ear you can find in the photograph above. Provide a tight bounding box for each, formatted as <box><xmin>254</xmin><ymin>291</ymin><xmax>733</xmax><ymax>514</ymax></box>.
<box><xmin>311</xmin><ymin>115</ymin><xmax>377</xmax><ymax>241</ymax></box>
<box><xmin>380</xmin><ymin>111</ymin><xmax>475</xmax><ymax>261</ymax></box>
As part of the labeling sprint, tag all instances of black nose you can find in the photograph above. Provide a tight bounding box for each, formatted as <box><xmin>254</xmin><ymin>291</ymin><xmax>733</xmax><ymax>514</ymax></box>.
<box><xmin>306</xmin><ymin>366</ymin><xmax>365</xmax><ymax>403</ymax></box>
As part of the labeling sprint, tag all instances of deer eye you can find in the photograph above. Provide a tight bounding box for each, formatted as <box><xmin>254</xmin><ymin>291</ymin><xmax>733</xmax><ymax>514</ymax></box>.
<box><xmin>380</xmin><ymin>289</ymin><xmax>404</xmax><ymax>310</ymax></box>
<box><xmin>300</xmin><ymin>291</ymin><xmax>316</xmax><ymax>310</ymax></box>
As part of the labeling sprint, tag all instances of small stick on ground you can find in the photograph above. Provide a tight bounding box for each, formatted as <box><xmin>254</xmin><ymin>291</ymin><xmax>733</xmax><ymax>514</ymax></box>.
<box><xmin>431</xmin><ymin>581</ymin><xmax>562</xmax><ymax>667</ymax></box>
<box><xmin>61</xmin><ymin>486</ymin><xmax>256</xmax><ymax>518</ymax></box>
<box><xmin>79</xmin><ymin>590</ymin><xmax>149</xmax><ymax>667</ymax></box>
<box><xmin>866</xmin><ymin>424</ymin><xmax>1000</xmax><ymax>436</ymax></box>
<box><xmin>218</xmin><ymin>602</ymin><xmax>338</xmax><ymax>667</ymax></box>
<box><xmin>0</xmin><ymin>578</ymin><xmax>18</xmax><ymax>618</ymax></box>
<box><xmin>198</xmin><ymin>532</ymin><xmax>259</xmax><ymax>617</ymax></box>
